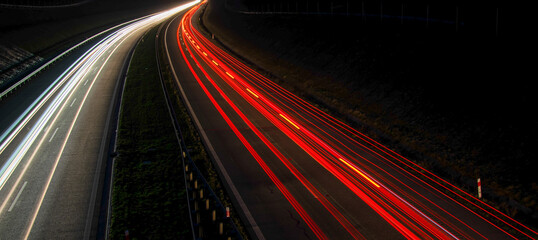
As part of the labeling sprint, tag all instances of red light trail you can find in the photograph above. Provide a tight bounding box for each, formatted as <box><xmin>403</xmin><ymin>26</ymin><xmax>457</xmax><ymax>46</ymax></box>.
<box><xmin>171</xmin><ymin>2</ymin><xmax>538</xmax><ymax>239</ymax></box>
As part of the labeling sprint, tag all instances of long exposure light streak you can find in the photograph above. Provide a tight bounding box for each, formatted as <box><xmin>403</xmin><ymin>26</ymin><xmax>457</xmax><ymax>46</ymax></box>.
<box><xmin>175</xmin><ymin>2</ymin><xmax>538</xmax><ymax>239</ymax></box>
<box><xmin>178</xmin><ymin>9</ymin><xmax>330</xmax><ymax>239</ymax></box>
<box><xmin>0</xmin><ymin>1</ymin><xmax>200</xmax><ymax>193</ymax></box>
<box><xmin>22</xmin><ymin>26</ymin><xmax>140</xmax><ymax>238</ymax></box>
<box><xmin>180</xmin><ymin>7</ymin><xmax>453</xmax><ymax>239</ymax></box>
<box><xmin>0</xmin><ymin>3</ymin><xmax>201</xmax><ymax>237</ymax></box>
<box><xmin>339</xmin><ymin>158</ymin><xmax>380</xmax><ymax>188</ymax></box>
<box><xmin>0</xmin><ymin>12</ymin><xmax>160</xmax><ymax>101</ymax></box>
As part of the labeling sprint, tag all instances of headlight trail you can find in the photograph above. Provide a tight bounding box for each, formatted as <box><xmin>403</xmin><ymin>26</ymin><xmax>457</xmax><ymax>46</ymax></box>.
<box><xmin>0</xmin><ymin>12</ymin><xmax>157</xmax><ymax>101</ymax></box>
<box><xmin>22</xmin><ymin>22</ymin><xmax>143</xmax><ymax>239</ymax></box>
<box><xmin>175</xmin><ymin>2</ymin><xmax>538</xmax><ymax>239</ymax></box>
<box><xmin>0</xmin><ymin>0</ymin><xmax>201</xmax><ymax>218</ymax></box>
<box><xmin>0</xmin><ymin>34</ymin><xmax>113</xmax><ymax>190</ymax></box>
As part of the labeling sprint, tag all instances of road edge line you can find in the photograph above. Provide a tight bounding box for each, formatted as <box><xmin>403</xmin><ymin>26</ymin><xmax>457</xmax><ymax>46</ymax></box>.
<box><xmin>163</xmin><ymin>13</ymin><xmax>265</xmax><ymax>240</ymax></box>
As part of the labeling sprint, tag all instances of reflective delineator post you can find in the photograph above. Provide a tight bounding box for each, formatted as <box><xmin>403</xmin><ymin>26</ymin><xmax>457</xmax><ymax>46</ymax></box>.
<box><xmin>478</xmin><ymin>178</ymin><xmax>482</xmax><ymax>199</ymax></box>
<box><xmin>226</xmin><ymin>206</ymin><xmax>230</xmax><ymax>218</ymax></box>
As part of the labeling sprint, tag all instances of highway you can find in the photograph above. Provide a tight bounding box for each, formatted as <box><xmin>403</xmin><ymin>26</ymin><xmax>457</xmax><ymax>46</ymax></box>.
<box><xmin>0</xmin><ymin>1</ymin><xmax>199</xmax><ymax>239</ymax></box>
<box><xmin>163</xmin><ymin>2</ymin><xmax>538</xmax><ymax>239</ymax></box>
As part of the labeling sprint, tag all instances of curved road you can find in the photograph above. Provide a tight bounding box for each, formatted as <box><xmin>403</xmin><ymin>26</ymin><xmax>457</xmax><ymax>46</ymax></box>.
<box><xmin>0</xmin><ymin>2</ymin><xmax>198</xmax><ymax>239</ymax></box>
<box><xmin>162</xmin><ymin>2</ymin><xmax>538</xmax><ymax>240</ymax></box>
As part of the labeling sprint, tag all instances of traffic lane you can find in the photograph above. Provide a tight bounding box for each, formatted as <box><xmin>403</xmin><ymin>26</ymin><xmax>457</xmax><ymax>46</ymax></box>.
<box><xmin>174</xmin><ymin>12</ymin><xmax>363</xmax><ymax>239</ymax></box>
<box><xmin>28</xmin><ymin>25</ymin><xmax>149</xmax><ymax>239</ymax></box>
<box><xmin>183</xmin><ymin>29</ymin><xmax>406</xmax><ymax>239</ymax></box>
<box><xmin>0</xmin><ymin>47</ymin><xmax>101</xmax><ymax>218</ymax></box>
<box><xmin>188</xmin><ymin>5</ymin><xmax>522</xmax><ymax>238</ymax></box>
<box><xmin>1</xmin><ymin>3</ymin><xmax>202</xmax><ymax>239</ymax></box>
<box><xmin>266</xmin><ymin>88</ymin><xmax>513</xmax><ymax>239</ymax></box>
<box><xmin>167</xmin><ymin>22</ymin><xmax>317</xmax><ymax>239</ymax></box>
<box><xmin>166</xmin><ymin>15</ymin><xmax>324</xmax><ymax>239</ymax></box>
<box><xmin>185</xmin><ymin>8</ymin><xmax>408</xmax><ymax>238</ymax></box>
<box><xmin>0</xmin><ymin>57</ymin><xmax>100</xmax><ymax>239</ymax></box>
<box><xmin>168</xmin><ymin>14</ymin><xmax>404</xmax><ymax>239</ymax></box>
<box><xmin>0</xmin><ymin>31</ymin><xmax>112</xmax><ymax>144</ymax></box>
<box><xmin>0</xmin><ymin>16</ymin><xmax>148</xmax><ymax>169</ymax></box>
<box><xmin>0</xmin><ymin>25</ymin><xmax>144</xmax><ymax>239</ymax></box>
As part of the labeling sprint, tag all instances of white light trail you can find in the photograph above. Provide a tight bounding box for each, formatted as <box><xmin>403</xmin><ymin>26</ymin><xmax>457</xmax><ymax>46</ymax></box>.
<box><xmin>0</xmin><ymin>0</ymin><xmax>200</xmax><ymax>193</ymax></box>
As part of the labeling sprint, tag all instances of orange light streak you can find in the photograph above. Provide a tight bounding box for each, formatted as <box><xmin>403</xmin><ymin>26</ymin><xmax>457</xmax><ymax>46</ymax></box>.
<box><xmin>339</xmin><ymin>158</ymin><xmax>380</xmax><ymax>188</ymax></box>
<box><xmin>246</xmin><ymin>88</ymin><xmax>259</xmax><ymax>98</ymax></box>
<box><xmin>279</xmin><ymin>114</ymin><xmax>300</xmax><ymax>129</ymax></box>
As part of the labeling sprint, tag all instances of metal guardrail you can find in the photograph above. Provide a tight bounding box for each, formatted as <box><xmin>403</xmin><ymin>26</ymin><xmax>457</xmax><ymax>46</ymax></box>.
<box><xmin>155</xmin><ymin>21</ymin><xmax>244</xmax><ymax>240</ymax></box>
<box><xmin>0</xmin><ymin>13</ymin><xmax>159</xmax><ymax>101</ymax></box>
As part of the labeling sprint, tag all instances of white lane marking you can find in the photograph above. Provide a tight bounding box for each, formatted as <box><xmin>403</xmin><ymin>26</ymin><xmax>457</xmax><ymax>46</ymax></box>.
<box><xmin>70</xmin><ymin>98</ymin><xmax>77</xmax><ymax>107</ymax></box>
<box><xmin>16</xmin><ymin>2</ymin><xmax>202</xmax><ymax>237</ymax></box>
<box><xmin>8</xmin><ymin>181</ymin><xmax>27</xmax><ymax>212</ymax></box>
<box><xmin>165</xmin><ymin>19</ymin><xmax>266</xmax><ymax>240</ymax></box>
<box><xmin>48</xmin><ymin>128</ymin><xmax>59</xmax><ymax>142</ymax></box>
<box><xmin>84</xmin><ymin>79</ymin><xmax>89</xmax><ymax>86</ymax></box>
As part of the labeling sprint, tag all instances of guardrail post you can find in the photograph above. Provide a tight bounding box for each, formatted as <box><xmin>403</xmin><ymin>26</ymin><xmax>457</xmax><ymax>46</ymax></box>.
<box><xmin>219</xmin><ymin>222</ymin><xmax>224</xmax><ymax>235</ymax></box>
<box><xmin>478</xmin><ymin>178</ymin><xmax>482</xmax><ymax>199</ymax></box>
<box><xmin>198</xmin><ymin>225</ymin><xmax>204</xmax><ymax>238</ymax></box>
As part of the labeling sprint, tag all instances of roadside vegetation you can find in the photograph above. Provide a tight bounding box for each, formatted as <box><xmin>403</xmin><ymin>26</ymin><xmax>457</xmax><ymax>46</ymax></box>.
<box><xmin>110</xmin><ymin>27</ymin><xmax>191</xmax><ymax>239</ymax></box>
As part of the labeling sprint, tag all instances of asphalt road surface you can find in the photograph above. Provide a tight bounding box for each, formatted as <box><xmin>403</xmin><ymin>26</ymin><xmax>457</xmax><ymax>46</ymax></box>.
<box><xmin>0</xmin><ymin>2</ymin><xmax>199</xmax><ymax>239</ymax></box>
<box><xmin>162</xmin><ymin>2</ymin><xmax>538</xmax><ymax>240</ymax></box>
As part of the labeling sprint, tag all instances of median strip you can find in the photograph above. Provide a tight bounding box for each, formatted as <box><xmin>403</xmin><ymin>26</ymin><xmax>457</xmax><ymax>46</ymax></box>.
<box><xmin>110</xmin><ymin>26</ymin><xmax>190</xmax><ymax>239</ymax></box>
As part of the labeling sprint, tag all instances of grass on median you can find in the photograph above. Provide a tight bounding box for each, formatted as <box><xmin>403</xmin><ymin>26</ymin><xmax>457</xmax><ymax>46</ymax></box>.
<box><xmin>110</xmin><ymin>27</ymin><xmax>191</xmax><ymax>239</ymax></box>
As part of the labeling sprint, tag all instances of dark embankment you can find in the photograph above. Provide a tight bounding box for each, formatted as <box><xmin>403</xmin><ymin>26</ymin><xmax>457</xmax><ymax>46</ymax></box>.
<box><xmin>201</xmin><ymin>0</ymin><xmax>537</xmax><ymax>228</ymax></box>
